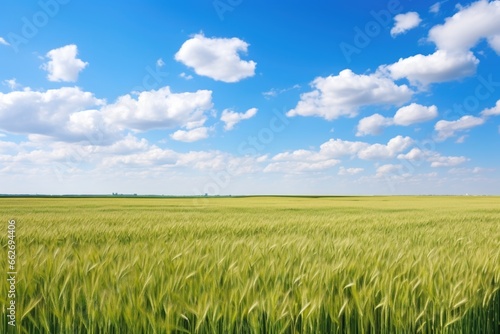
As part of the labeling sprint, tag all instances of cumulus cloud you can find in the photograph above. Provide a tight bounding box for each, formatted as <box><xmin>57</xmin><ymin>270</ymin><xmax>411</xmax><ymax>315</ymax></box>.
<box><xmin>428</xmin><ymin>0</ymin><xmax>500</xmax><ymax>53</ymax></box>
<box><xmin>393</xmin><ymin>103</ymin><xmax>438</xmax><ymax>125</ymax></box>
<box><xmin>0</xmin><ymin>85</ymin><xmax>215</xmax><ymax>144</ymax></box>
<box><xmin>481</xmin><ymin>100</ymin><xmax>500</xmax><ymax>117</ymax></box>
<box><xmin>358</xmin><ymin>136</ymin><xmax>414</xmax><ymax>160</ymax></box>
<box><xmin>220</xmin><ymin>108</ymin><xmax>258</xmax><ymax>130</ymax></box>
<box><xmin>356</xmin><ymin>114</ymin><xmax>393</xmax><ymax>136</ymax></box>
<box><xmin>175</xmin><ymin>33</ymin><xmax>256</xmax><ymax>83</ymax></box>
<box><xmin>380</xmin><ymin>50</ymin><xmax>479</xmax><ymax>87</ymax></box>
<box><xmin>287</xmin><ymin>69</ymin><xmax>412</xmax><ymax>120</ymax></box>
<box><xmin>319</xmin><ymin>138</ymin><xmax>370</xmax><ymax>158</ymax></box>
<box><xmin>267</xmin><ymin>148</ymin><xmax>340</xmax><ymax>173</ymax></box>
<box><xmin>0</xmin><ymin>87</ymin><xmax>110</xmax><ymax>142</ymax></box>
<box><xmin>0</xmin><ymin>37</ymin><xmax>10</xmax><ymax>46</ymax></box>
<box><xmin>170</xmin><ymin>127</ymin><xmax>209</xmax><ymax>142</ymax></box>
<box><xmin>397</xmin><ymin>147</ymin><xmax>427</xmax><ymax>161</ymax></box>
<box><xmin>391</xmin><ymin>12</ymin><xmax>422</xmax><ymax>37</ymax></box>
<box><xmin>398</xmin><ymin>148</ymin><xmax>468</xmax><ymax>167</ymax></box>
<box><xmin>356</xmin><ymin>104</ymin><xmax>438</xmax><ymax>136</ymax></box>
<box><xmin>428</xmin><ymin>154</ymin><xmax>468</xmax><ymax>167</ymax></box>
<box><xmin>434</xmin><ymin>115</ymin><xmax>485</xmax><ymax>141</ymax></box>
<box><xmin>41</xmin><ymin>44</ymin><xmax>88</xmax><ymax>82</ymax></box>
<box><xmin>103</xmin><ymin>86</ymin><xmax>213</xmax><ymax>131</ymax></box>
<box><xmin>272</xmin><ymin>136</ymin><xmax>413</xmax><ymax>166</ymax></box>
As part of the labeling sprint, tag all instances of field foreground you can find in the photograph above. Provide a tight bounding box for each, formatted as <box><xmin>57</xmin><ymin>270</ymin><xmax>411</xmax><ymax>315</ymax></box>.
<box><xmin>1</xmin><ymin>196</ymin><xmax>499</xmax><ymax>333</ymax></box>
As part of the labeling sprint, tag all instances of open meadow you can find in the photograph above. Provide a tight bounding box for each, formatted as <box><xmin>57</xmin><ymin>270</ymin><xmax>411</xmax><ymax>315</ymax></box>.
<box><xmin>1</xmin><ymin>196</ymin><xmax>499</xmax><ymax>333</ymax></box>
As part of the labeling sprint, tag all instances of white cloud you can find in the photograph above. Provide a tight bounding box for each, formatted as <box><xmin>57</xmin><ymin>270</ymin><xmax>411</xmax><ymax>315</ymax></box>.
<box><xmin>272</xmin><ymin>149</ymin><xmax>328</xmax><ymax>162</ymax></box>
<box><xmin>435</xmin><ymin>115</ymin><xmax>485</xmax><ymax>140</ymax></box>
<box><xmin>175</xmin><ymin>33</ymin><xmax>256</xmax><ymax>83</ymax></box>
<box><xmin>481</xmin><ymin>100</ymin><xmax>500</xmax><ymax>117</ymax></box>
<box><xmin>393</xmin><ymin>103</ymin><xmax>438</xmax><ymax>125</ymax></box>
<box><xmin>266</xmin><ymin>136</ymin><xmax>413</xmax><ymax>173</ymax></box>
<box><xmin>266</xmin><ymin>147</ymin><xmax>340</xmax><ymax>173</ymax></box>
<box><xmin>376</xmin><ymin>164</ymin><xmax>403</xmax><ymax>177</ymax></box>
<box><xmin>0</xmin><ymin>87</ymin><xmax>110</xmax><ymax>142</ymax></box>
<box><xmin>397</xmin><ymin>147</ymin><xmax>426</xmax><ymax>161</ymax></box>
<box><xmin>41</xmin><ymin>44</ymin><xmax>88</xmax><ymax>82</ymax></box>
<box><xmin>220</xmin><ymin>108</ymin><xmax>257</xmax><ymax>130</ymax></box>
<box><xmin>103</xmin><ymin>86</ymin><xmax>213</xmax><ymax>131</ymax></box>
<box><xmin>179</xmin><ymin>72</ymin><xmax>193</xmax><ymax>80</ymax></box>
<box><xmin>397</xmin><ymin>148</ymin><xmax>468</xmax><ymax>168</ymax></box>
<box><xmin>94</xmin><ymin>134</ymin><xmax>150</xmax><ymax>155</ymax></box>
<box><xmin>170</xmin><ymin>127</ymin><xmax>209</xmax><ymax>142</ymax></box>
<box><xmin>428</xmin><ymin>154</ymin><xmax>468</xmax><ymax>167</ymax></box>
<box><xmin>356</xmin><ymin>104</ymin><xmax>438</xmax><ymax>137</ymax></box>
<box><xmin>319</xmin><ymin>138</ymin><xmax>369</xmax><ymax>158</ymax></box>
<box><xmin>287</xmin><ymin>69</ymin><xmax>412</xmax><ymax>120</ymax></box>
<box><xmin>356</xmin><ymin>114</ymin><xmax>393</xmax><ymax>136</ymax></box>
<box><xmin>0</xmin><ymin>85</ymin><xmax>215</xmax><ymax>144</ymax></box>
<box><xmin>0</xmin><ymin>37</ymin><xmax>10</xmax><ymax>46</ymax></box>
<box><xmin>391</xmin><ymin>12</ymin><xmax>422</xmax><ymax>37</ymax></box>
<box><xmin>380</xmin><ymin>50</ymin><xmax>479</xmax><ymax>87</ymax></box>
<box><xmin>358</xmin><ymin>135</ymin><xmax>414</xmax><ymax>160</ymax></box>
<box><xmin>275</xmin><ymin>136</ymin><xmax>413</xmax><ymax>165</ymax></box>
<box><xmin>338</xmin><ymin>167</ymin><xmax>364</xmax><ymax>176</ymax></box>
<box><xmin>428</xmin><ymin>0</ymin><xmax>500</xmax><ymax>53</ymax></box>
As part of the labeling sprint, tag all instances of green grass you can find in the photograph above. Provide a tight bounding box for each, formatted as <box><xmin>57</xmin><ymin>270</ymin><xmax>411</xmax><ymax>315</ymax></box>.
<box><xmin>1</xmin><ymin>196</ymin><xmax>499</xmax><ymax>333</ymax></box>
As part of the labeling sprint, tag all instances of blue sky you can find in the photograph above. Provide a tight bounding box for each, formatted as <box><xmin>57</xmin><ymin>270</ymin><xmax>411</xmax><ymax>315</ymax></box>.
<box><xmin>1</xmin><ymin>0</ymin><xmax>500</xmax><ymax>195</ymax></box>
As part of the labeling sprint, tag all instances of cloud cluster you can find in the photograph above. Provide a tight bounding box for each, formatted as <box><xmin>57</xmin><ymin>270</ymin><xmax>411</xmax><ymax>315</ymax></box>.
<box><xmin>433</xmin><ymin>99</ymin><xmax>500</xmax><ymax>141</ymax></box>
<box><xmin>175</xmin><ymin>34</ymin><xmax>256</xmax><ymax>83</ymax></box>
<box><xmin>428</xmin><ymin>0</ymin><xmax>500</xmax><ymax>53</ymax></box>
<box><xmin>0</xmin><ymin>86</ymin><xmax>214</xmax><ymax>143</ymax></box>
<box><xmin>287</xmin><ymin>70</ymin><xmax>412</xmax><ymax>120</ymax></box>
<box><xmin>357</xmin><ymin>103</ymin><xmax>438</xmax><ymax>136</ymax></box>
<box><xmin>397</xmin><ymin>148</ymin><xmax>468</xmax><ymax>167</ymax></box>
<box><xmin>380</xmin><ymin>50</ymin><xmax>479</xmax><ymax>87</ymax></box>
<box><xmin>434</xmin><ymin>115</ymin><xmax>485</xmax><ymax>141</ymax></box>
<box><xmin>103</xmin><ymin>87</ymin><xmax>213</xmax><ymax>132</ymax></box>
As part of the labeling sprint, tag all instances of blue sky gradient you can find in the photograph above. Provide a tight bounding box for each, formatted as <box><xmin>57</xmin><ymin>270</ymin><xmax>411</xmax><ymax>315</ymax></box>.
<box><xmin>1</xmin><ymin>0</ymin><xmax>500</xmax><ymax>195</ymax></box>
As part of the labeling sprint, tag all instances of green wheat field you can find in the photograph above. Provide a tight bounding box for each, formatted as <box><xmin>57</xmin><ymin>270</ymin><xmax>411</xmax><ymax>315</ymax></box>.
<box><xmin>1</xmin><ymin>196</ymin><xmax>499</xmax><ymax>333</ymax></box>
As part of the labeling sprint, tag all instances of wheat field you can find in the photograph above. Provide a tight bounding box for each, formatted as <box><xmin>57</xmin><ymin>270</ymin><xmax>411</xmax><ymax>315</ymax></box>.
<box><xmin>1</xmin><ymin>196</ymin><xmax>499</xmax><ymax>333</ymax></box>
